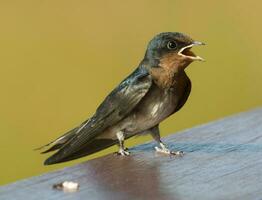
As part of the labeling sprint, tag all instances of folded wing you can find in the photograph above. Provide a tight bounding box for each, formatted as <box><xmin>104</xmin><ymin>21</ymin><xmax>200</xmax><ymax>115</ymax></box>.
<box><xmin>44</xmin><ymin>67</ymin><xmax>152</xmax><ymax>165</ymax></box>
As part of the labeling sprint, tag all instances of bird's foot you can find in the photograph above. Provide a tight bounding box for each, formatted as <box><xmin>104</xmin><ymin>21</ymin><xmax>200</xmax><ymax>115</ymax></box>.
<box><xmin>116</xmin><ymin>148</ymin><xmax>130</xmax><ymax>156</ymax></box>
<box><xmin>155</xmin><ymin>143</ymin><xmax>183</xmax><ymax>156</ymax></box>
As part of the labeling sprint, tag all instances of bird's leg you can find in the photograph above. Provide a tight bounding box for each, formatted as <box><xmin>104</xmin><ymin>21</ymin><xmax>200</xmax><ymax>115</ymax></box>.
<box><xmin>116</xmin><ymin>131</ymin><xmax>130</xmax><ymax>156</ymax></box>
<box><xmin>150</xmin><ymin>125</ymin><xmax>183</xmax><ymax>156</ymax></box>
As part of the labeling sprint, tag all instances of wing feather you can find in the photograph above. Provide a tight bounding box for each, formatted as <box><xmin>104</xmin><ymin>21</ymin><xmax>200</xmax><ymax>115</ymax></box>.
<box><xmin>44</xmin><ymin>67</ymin><xmax>152</xmax><ymax>165</ymax></box>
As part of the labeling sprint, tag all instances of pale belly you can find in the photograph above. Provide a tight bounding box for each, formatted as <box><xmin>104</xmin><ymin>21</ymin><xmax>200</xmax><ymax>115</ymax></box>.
<box><xmin>97</xmin><ymin>84</ymin><xmax>183</xmax><ymax>140</ymax></box>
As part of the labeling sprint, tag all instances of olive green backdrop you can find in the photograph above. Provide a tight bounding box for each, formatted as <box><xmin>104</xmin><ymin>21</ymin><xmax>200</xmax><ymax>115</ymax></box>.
<box><xmin>0</xmin><ymin>0</ymin><xmax>261</xmax><ymax>185</ymax></box>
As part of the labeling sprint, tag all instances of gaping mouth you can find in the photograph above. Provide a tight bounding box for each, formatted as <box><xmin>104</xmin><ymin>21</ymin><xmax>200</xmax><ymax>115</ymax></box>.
<box><xmin>178</xmin><ymin>41</ymin><xmax>205</xmax><ymax>61</ymax></box>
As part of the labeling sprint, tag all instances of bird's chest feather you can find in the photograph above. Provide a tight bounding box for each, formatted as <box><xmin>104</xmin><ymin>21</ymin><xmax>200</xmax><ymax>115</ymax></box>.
<box><xmin>139</xmin><ymin>83</ymin><xmax>184</xmax><ymax>120</ymax></box>
<box><xmin>128</xmin><ymin>66</ymin><xmax>189</xmax><ymax>129</ymax></box>
<box><xmin>122</xmin><ymin>80</ymin><xmax>187</xmax><ymax>133</ymax></box>
<box><xmin>112</xmin><ymin>64</ymin><xmax>189</xmax><ymax>134</ymax></box>
<box><xmin>149</xmin><ymin>66</ymin><xmax>176</xmax><ymax>89</ymax></box>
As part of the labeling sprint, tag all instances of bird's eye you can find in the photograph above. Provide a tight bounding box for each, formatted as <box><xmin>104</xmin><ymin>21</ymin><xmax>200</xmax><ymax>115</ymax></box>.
<box><xmin>167</xmin><ymin>41</ymin><xmax>177</xmax><ymax>49</ymax></box>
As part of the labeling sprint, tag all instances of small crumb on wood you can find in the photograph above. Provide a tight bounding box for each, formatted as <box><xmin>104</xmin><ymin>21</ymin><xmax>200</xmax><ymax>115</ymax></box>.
<box><xmin>53</xmin><ymin>181</ymin><xmax>79</xmax><ymax>192</ymax></box>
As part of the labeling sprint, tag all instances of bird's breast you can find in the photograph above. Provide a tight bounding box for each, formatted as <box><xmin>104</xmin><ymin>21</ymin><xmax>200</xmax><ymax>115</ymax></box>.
<box><xmin>120</xmin><ymin>83</ymin><xmax>184</xmax><ymax>134</ymax></box>
<box><xmin>98</xmin><ymin>73</ymin><xmax>189</xmax><ymax>140</ymax></box>
<box><xmin>138</xmin><ymin>86</ymin><xmax>178</xmax><ymax>119</ymax></box>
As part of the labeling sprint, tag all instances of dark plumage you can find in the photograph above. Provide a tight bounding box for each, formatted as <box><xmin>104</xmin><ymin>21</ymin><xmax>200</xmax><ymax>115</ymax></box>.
<box><xmin>39</xmin><ymin>32</ymin><xmax>205</xmax><ymax>165</ymax></box>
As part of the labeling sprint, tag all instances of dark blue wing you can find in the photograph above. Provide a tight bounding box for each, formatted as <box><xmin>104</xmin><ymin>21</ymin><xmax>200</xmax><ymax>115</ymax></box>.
<box><xmin>44</xmin><ymin>66</ymin><xmax>152</xmax><ymax>164</ymax></box>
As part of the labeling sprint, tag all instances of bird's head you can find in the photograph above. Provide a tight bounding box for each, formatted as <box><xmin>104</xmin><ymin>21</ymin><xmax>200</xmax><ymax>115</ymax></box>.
<box><xmin>144</xmin><ymin>32</ymin><xmax>205</xmax><ymax>71</ymax></box>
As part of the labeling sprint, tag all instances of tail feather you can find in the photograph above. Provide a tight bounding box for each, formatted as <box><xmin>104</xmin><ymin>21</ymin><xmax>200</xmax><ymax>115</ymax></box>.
<box><xmin>36</xmin><ymin>126</ymin><xmax>80</xmax><ymax>153</ymax></box>
<box><xmin>40</xmin><ymin>143</ymin><xmax>64</xmax><ymax>154</ymax></box>
<box><xmin>44</xmin><ymin>138</ymin><xmax>117</xmax><ymax>165</ymax></box>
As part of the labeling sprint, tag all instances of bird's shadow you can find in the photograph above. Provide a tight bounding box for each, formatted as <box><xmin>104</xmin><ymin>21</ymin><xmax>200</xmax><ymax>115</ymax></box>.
<box><xmin>132</xmin><ymin>141</ymin><xmax>262</xmax><ymax>153</ymax></box>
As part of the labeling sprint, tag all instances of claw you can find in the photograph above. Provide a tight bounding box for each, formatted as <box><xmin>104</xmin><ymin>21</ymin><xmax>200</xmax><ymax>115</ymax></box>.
<box><xmin>116</xmin><ymin>149</ymin><xmax>130</xmax><ymax>156</ymax></box>
<box><xmin>171</xmin><ymin>150</ymin><xmax>184</xmax><ymax>156</ymax></box>
<box><xmin>155</xmin><ymin>143</ymin><xmax>183</xmax><ymax>156</ymax></box>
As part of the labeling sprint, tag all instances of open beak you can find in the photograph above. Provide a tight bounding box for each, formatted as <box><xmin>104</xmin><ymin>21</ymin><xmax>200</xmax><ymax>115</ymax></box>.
<box><xmin>178</xmin><ymin>41</ymin><xmax>205</xmax><ymax>61</ymax></box>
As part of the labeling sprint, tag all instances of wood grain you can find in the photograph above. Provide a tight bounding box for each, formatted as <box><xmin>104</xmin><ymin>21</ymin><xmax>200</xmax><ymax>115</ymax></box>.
<box><xmin>1</xmin><ymin>108</ymin><xmax>262</xmax><ymax>200</ymax></box>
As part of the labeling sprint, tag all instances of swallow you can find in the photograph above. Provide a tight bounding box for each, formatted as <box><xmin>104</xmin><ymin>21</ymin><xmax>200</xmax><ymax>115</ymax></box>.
<box><xmin>39</xmin><ymin>32</ymin><xmax>205</xmax><ymax>165</ymax></box>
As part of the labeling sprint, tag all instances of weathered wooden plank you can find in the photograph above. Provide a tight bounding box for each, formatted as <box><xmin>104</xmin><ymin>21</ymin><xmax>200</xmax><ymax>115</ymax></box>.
<box><xmin>1</xmin><ymin>108</ymin><xmax>262</xmax><ymax>200</ymax></box>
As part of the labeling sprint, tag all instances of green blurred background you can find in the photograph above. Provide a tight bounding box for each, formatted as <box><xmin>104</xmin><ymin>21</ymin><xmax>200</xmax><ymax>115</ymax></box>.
<box><xmin>0</xmin><ymin>0</ymin><xmax>261</xmax><ymax>185</ymax></box>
